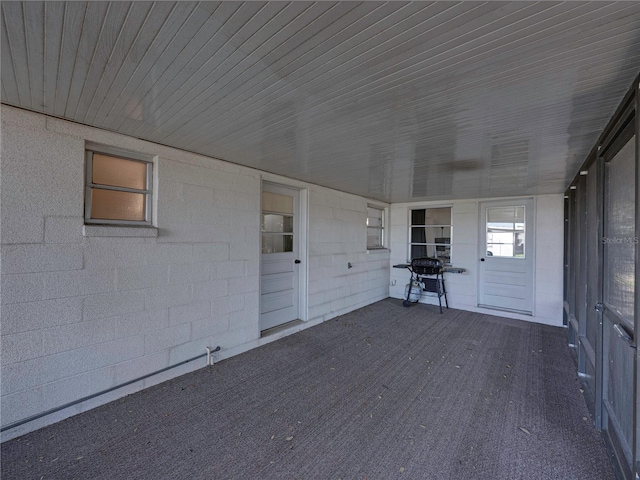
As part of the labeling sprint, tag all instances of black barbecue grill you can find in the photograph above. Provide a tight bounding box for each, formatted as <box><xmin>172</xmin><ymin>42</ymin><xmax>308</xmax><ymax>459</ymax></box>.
<box><xmin>397</xmin><ymin>257</ymin><xmax>448</xmax><ymax>313</ymax></box>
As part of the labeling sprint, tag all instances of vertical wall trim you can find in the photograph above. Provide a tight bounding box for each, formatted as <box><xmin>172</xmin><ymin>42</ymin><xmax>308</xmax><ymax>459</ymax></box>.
<box><xmin>299</xmin><ymin>187</ymin><xmax>309</xmax><ymax>322</ymax></box>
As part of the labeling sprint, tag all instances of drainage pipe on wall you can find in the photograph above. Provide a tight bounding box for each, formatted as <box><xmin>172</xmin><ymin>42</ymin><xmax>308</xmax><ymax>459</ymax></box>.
<box><xmin>1</xmin><ymin>346</ymin><xmax>221</xmax><ymax>433</ymax></box>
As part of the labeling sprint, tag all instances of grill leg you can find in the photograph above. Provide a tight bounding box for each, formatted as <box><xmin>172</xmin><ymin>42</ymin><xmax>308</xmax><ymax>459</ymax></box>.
<box><xmin>441</xmin><ymin>275</ymin><xmax>448</xmax><ymax>309</ymax></box>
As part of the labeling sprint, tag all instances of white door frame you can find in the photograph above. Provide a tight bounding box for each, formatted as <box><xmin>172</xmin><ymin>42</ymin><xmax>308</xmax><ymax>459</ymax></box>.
<box><xmin>478</xmin><ymin>197</ymin><xmax>535</xmax><ymax>315</ymax></box>
<box><xmin>259</xmin><ymin>180</ymin><xmax>308</xmax><ymax>330</ymax></box>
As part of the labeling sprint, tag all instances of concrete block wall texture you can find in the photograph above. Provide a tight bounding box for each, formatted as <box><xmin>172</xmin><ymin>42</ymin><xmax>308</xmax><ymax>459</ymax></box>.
<box><xmin>389</xmin><ymin>196</ymin><xmax>564</xmax><ymax>327</ymax></box>
<box><xmin>0</xmin><ymin>106</ymin><xmax>390</xmax><ymax>439</ymax></box>
<box><xmin>307</xmin><ymin>190</ymin><xmax>390</xmax><ymax>321</ymax></box>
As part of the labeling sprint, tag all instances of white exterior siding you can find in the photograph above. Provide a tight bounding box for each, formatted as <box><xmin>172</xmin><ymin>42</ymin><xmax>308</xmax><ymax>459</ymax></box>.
<box><xmin>0</xmin><ymin>106</ymin><xmax>390</xmax><ymax>439</ymax></box>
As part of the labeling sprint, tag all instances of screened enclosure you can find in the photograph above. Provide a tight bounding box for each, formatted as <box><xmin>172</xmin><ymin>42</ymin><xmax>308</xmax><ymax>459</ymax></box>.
<box><xmin>564</xmin><ymin>73</ymin><xmax>640</xmax><ymax>480</ymax></box>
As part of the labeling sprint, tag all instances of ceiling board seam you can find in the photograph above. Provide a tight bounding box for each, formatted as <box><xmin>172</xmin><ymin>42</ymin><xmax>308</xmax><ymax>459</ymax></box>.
<box><xmin>168</xmin><ymin>1</ymin><xmax>480</xmax><ymax>144</ymax></box>
<box><xmin>174</xmin><ymin>2</ymin><xmax>560</xmax><ymax>144</ymax></box>
<box><xmin>156</xmin><ymin>1</ymin><xmax>431</xmax><ymax>143</ymax></box>
<box><xmin>108</xmin><ymin>1</ymin><xmax>229</xmax><ymax>133</ymax></box>
<box><xmin>62</xmin><ymin>2</ymin><xmax>94</xmax><ymax>119</ymax></box>
<box><xmin>99</xmin><ymin>1</ymin><xmax>202</xmax><ymax>128</ymax></box>
<box><xmin>79</xmin><ymin>2</ymin><xmax>135</xmax><ymax>122</ymax></box>
<box><xmin>458</xmin><ymin>5</ymin><xmax>640</xmax><ymax>81</ymax></box>
<box><xmin>1</xmin><ymin>4</ymin><xmax>21</xmax><ymax>106</ymax></box>
<box><xmin>197</xmin><ymin>68</ymin><xmax>633</xmax><ymax>160</ymax></box>
<box><xmin>197</xmin><ymin>2</ymin><xmax>617</xmax><ymax>139</ymax></box>
<box><xmin>49</xmin><ymin>2</ymin><xmax>67</xmax><ymax>115</ymax></box>
<box><xmin>84</xmin><ymin>2</ymin><xmax>154</xmax><ymax>125</ymax></box>
<box><xmin>144</xmin><ymin>1</ymin><xmax>346</xmax><ymax>142</ymax></box>
<box><xmin>70</xmin><ymin>2</ymin><xmax>113</xmax><ymax>119</ymax></box>
<box><xmin>197</xmin><ymin>3</ymin><xmax>528</xmax><ymax>123</ymax></box>
<box><xmin>273</xmin><ymin>3</ymin><xmax>602</xmax><ymax>119</ymax></box>
<box><xmin>53</xmin><ymin>2</ymin><xmax>84</xmax><ymax>117</ymax></box>
<box><xmin>126</xmin><ymin>1</ymin><xmax>262</xmax><ymax>139</ymax></box>
<box><xmin>199</xmin><ymin>4</ymin><xmax>637</xmax><ymax>144</ymax></box>
<box><xmin>135</xmin><ymin>1</ymin><xmax>353</xmax><ymax>141</ymax></box>
<box><xmin>472</xmin><ymin>34</ymin><xmax>640</xmax><ymax>91</ymax></box>
<box><xmin>21</xmin><ymin>2</ymin><xmax>33</xmax><ymax>108</ymax></box>
<box><xmin>201</xmin><ymin>61</ymin><xmax>635</xmax><ymax>159</ymax></box>
<box><xmin>130</xmin><ymin>0</ymin><xmax>285</xmax><ymax>140</ymax></box>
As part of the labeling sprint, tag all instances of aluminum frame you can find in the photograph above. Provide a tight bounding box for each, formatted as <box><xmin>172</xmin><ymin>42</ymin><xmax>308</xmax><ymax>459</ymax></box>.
<box><xmin>84</xmin><ymin>150</ymin><xmax>153</xmax><ymax>226</ymax></box>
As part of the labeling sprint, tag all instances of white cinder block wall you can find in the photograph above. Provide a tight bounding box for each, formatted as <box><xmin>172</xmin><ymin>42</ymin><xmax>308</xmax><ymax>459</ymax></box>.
<box><xmin>0</xmin><ymin>106</ymin><xmax>390</xmax><ymax>439</ymax></box>
<box><xmin>389</xmin><ymin>195</ymin><xmax>564</xmax><ymax>327</ymax></box>
<box><xmin>307</xmin><ymin>189</ymin><xmax>390</xmax><ymax>321</ymax></box>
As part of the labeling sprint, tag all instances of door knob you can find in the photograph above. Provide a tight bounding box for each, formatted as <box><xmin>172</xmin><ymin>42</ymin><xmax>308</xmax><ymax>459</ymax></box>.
<box><xmin>480</xmin><ymin>258</ymin><xmax>485</xmax><ymax>262</ymax></box>
<box><xmin>294</xmin><ymin>259</ymin><xmax>301</xmax><ymax>264</ymax></box>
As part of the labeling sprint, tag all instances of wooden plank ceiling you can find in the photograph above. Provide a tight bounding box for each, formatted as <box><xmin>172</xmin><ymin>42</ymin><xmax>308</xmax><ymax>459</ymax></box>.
<box><xmin>2</xmin><ymin>1</ymin><xmax>640</xmax><ymax>202</ymax></box>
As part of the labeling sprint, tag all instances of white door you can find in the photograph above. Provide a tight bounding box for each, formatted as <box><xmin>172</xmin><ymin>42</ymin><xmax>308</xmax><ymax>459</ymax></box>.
<box><xmin>478</xmin><ymin>198</ymin><xmax>534</xmax><ymax>314</ymax></box>
<box><xmin>260</xmin><ymin>183</ymin><xmax>301</xmax><ymax>331</ymax></box>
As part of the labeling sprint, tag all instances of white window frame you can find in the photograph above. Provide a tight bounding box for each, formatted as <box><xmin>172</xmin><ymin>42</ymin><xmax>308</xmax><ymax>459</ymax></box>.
<box><xmin>85</xmin><ymin>148</ymin><xmax>153</xmax><ymax>226</ymax></box>
<box><xmin>367</xmin><ymin>205</ymin><xmax>386</xmax><ymax>250</ymax></box>
<box><xmin>408</xmin><ymin>206</ymin><xmax>452</xmax><ymax>264</ymax></box>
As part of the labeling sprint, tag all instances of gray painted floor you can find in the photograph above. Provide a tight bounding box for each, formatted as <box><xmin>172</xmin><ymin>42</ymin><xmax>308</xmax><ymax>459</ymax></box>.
<box><xmin>2</xmin><ymin>299</ymin><xmax>615</xmax><ymax>479</ymax></box>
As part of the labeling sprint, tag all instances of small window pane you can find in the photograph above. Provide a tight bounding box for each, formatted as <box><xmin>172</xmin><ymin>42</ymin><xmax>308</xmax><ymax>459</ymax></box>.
<box><xmin>411</xmin><ymin>209</ymin><xmax>426</xmax><ymax>225</ymax></box>
<box><xmin>411</xmin><ymin>244</ymin><xmax>428</xmax><ymax>259</ymax></box>
<box><xmin>262</xmin><ymin>234</ymin><xmax>293</xmax><ymax>253</ymax></box>
<box><xmin>262</xmin><ymin>214</ymin><xmax>293</xmax><ymax>233</ymax></box>
<box><xmin>424</xmin><ymin>207</ymin><xmax>452</xmax><ymax>225</ymax></box>
<box><xmin>487</xmin><ymin>206</ymin><xmax>524</xmax><ymax>224</ymax></box>
<box><xmin>93</xmin><ymin>154</ymin><xmax>147</xmax><ymax>190</ymax></box>
<box><xmin>367</xmin><ymin>206</ymin><xmax>384</xmax><ymax>249</ymax></box>
<box><xmin>367</xmin><ymin>228</ymin><xmax>383</xmax><ymax>248</ymax></box>
<box><xmin>411</xmin><ymin>226</ymin><xmax>452</xmax><ymax>243</ymax></box>
<box><xmin>434</xmin><ymin>229</ymin><xmax>451</xmax><ymax>244</ymax></box>
<box><xmin>262</xmin><ymin>191</ymin><xmax>293</xmax><ymax>214</ymax></box>
<box><xmin>486</xmin><ymin>206</ymin><xmax>525</xmax><ymax>258</ymax></box>
<box><xmin>411</xmin><ymin>227</ymin><xmax>426</xmax><ymax>243</ymax></box>
<box><xmin>91</xmin><ymin>189</ymin><xmax>146</xmax><ymax>221</ymax></box>
<box><xmin>367</xmin><ymin>207</ymin><xmax>383</xmax><ymax>227</ymax></box>
<box><xmin>434</xmin><ymin>244</ymin><xmax>451</xmax><ymax>264</ymax></box>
